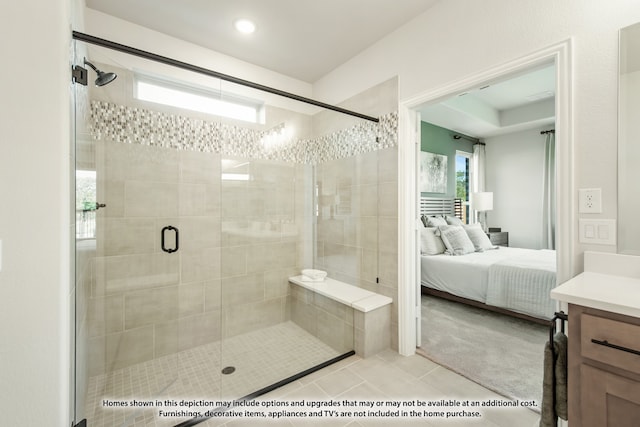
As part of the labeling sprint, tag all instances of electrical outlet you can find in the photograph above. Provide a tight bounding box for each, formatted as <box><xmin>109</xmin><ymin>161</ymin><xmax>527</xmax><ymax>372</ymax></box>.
<box><xmin>579</xmin><ymin>188</ymin><xmax>602</xmax><ymax>213</ymax></box>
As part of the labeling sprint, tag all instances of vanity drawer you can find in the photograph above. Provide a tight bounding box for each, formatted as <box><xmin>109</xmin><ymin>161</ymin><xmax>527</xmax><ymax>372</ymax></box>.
<box><xmin>581</xmin><ymin>313</ymin><xmax>640</xmax><ymax>375</ymax></box>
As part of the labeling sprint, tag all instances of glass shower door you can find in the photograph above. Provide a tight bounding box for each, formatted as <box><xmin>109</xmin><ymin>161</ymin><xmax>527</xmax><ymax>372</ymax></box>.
<box><xmin>72</xmin><ymin>35</ymin><xmax>382</xmax><ymax>425</ymax></box>
<box><xmin>73</xmin><ymin>44</ymin><xmax>187</xmax><ymax>427</ymax></box>
<box><xmin>218</xmin><ymin>155</ymin><xmax>337</xmax><ymax>400</ymax></box>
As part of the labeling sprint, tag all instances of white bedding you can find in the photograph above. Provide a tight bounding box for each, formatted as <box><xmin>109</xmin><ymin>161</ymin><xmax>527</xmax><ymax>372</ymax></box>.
<box><xmin>421</xmin><ymin>247</ymin><xmax>556</xmax><ymax>319</ymax></box>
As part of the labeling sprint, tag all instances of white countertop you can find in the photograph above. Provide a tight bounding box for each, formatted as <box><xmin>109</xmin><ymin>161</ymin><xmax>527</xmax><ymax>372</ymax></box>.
<box><xmin>551</xmin><ymin>251</ymin><xmax>640</xmax><ymax>318</ymax></box>
<box><xmin>551</xmin><ymin>272</ymin><xmax>640</xmax><ymax>318</ymax></box>
<box><xmin>289</xmin><ymin>275</ymin><xmax>392</xmax><ymax>313</ymax></box>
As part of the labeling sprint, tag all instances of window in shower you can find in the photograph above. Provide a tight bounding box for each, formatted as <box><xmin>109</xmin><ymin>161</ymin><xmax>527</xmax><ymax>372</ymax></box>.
<box><xmin>75</xmin><ymin>169</ymin><xmax>96</xmax><ymax>239</ymax></box>
<box><xmin>134</xmin><ymin>75</ymin><xmax>265</xmax><ymax>123</ymax></box>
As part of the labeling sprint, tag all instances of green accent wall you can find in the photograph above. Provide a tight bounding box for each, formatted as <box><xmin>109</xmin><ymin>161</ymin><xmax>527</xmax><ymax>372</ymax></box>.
<box><xmin>420</xmin><ymin>121</ymin><xmax>474</xmax><ymax>197</ymax></box>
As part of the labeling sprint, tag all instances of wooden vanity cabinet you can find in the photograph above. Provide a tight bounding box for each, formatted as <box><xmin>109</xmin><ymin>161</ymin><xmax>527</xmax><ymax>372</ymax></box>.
<box><xmin>568</xmin><ymin>304</ymin><xmax>640</xmax><ymax>426</ymax></box>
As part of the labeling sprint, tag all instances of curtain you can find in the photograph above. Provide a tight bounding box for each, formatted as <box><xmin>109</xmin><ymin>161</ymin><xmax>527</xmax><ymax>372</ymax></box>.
<box><xmin>473</xmin><ymin>143</ymin><xmax>486</xmax><ymax>193</ymax></box>
<box><xmin>542</xmin><ymin>132</ymin><xmax>556</xmax><ymax>249</ymax></box>
<box><xmin>472</xmin><ymin>143</ymin><xmax>486</xmax><ymax>224</ymax></box>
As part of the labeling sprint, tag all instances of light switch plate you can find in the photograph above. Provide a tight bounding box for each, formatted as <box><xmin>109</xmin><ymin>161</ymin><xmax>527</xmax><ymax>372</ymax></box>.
<box><xmin>579</xmin><ymin>219</ymin><xmax>616</xmax><ymax>245</ymax></box>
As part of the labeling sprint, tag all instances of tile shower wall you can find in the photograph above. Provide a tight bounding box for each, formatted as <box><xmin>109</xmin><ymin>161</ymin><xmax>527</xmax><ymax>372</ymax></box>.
<box><xmin>288</xmin><ymin>285</ymin><xmax>355</xmax><ymax>354</ymax></box>
<box><xmin>314</xmin><ymin>147</ymin><xmax>399</xmax><ymax>349</ymax></box>
<box><xmin>87</xmin><ymin>142</ymin><xmax>311</xmax><ymax>376</ymax></box>
<box><xmin>313</xmin><ymin>78</ymin><xmax>399</xmax><ymax>350</ymax></box>
<box><xmin>89</xmin><ymin>100</ymin><xmax>397</xmax><ymax>165</ymax></box>
<box><xmin>84</xmin><ymin>67</ymin><xmax>398</xmax><ymax>378</ymax></box>
<box><xmin>377</xmin><ymin>146</ymin><xmax>399</xmax><ymax>351</ymax></box>
<box><xmin>219</xmin><ymin>157</ymin><xmax>309</xmax><ymax>340</ymax></box>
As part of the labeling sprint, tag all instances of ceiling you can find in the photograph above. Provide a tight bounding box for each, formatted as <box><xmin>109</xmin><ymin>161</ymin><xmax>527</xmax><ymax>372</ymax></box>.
<box><xmin>417</xmin><ymin>63</ymin><xmax>556</xmax><ymax>138</ymax></box>
<box><xmin>85</xmin><ymin>0</ymin><xmax>439</xmax><ymax>83</ymax></box>
<box><xmin>84</xmin><ymin>0</ymin><xmax>554</xmax><ymax>135</ymax></box>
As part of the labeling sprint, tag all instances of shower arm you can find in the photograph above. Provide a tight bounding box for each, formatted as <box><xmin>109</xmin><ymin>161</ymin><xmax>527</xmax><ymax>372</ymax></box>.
<box><xmin>83</xmin><ymin>59</ymin><xmax>99</xmax><ymax>73</ymax></box>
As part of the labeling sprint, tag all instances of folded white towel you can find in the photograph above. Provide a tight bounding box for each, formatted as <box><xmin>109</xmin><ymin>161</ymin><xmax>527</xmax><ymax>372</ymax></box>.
<box><xmin>301</xmin><ymin>269</ymin><xmax>327</xmax><ymax>281</ymax></box>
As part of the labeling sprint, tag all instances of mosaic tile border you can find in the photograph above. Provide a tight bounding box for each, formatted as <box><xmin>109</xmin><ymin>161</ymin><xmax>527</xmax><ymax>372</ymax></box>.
<box><xmin>90</xmin><ymin>100</ymin><xmax>397</xmax><ymax>164</ymax></box>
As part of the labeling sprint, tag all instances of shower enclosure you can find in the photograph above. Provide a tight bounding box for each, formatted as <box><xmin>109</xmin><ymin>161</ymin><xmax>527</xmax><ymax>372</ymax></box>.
<box><xmin>72</xmin><ymin>34</ymin><xmax>397</xmax><ymax>427</ymax></box>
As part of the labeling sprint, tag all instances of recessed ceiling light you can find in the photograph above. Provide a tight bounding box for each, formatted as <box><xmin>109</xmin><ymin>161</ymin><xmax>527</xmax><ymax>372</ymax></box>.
<box><xmin>234</xmin><ymin>19</ymin><xmax>256</xmax><ymax>34</ymax></box>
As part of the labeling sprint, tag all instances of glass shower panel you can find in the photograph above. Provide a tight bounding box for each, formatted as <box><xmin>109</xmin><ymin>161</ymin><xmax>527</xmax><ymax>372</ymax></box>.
<box><xmin>312</xmin><ymin>114</ymin><xmax>381</xmax><ymax>293</ymax></box>
<box><xmin>74</xmin><ymin>54</ymin><xmax>184</xmax><ymax>427</ymax></box>
<box><xmin>315</xmin><ymin>151</ymin><xmax>380</xmax><ymax>289</ymax></box>
<box><xmin>216</xmin><ymin>79</ymin><xmax>325</xmax><ymax>399</ymax></box>
<box><xmin>73</xmin><ymin>42</ymin><xmax>226</xmax><ymax>427</ymax></box>
<box><xmin>215</xmin><ymin>79</ymin><xmax>372</xmax><ymax>399</ymax></box>
<box><xmin>73</xmin><ymin>36</ymin><xmax>387</xmax><ymax>427</ymax></box>
<box><xmin>218</xmin><ymin>156</ymin><xmax>316</xmax><ymax>398</ymax></box>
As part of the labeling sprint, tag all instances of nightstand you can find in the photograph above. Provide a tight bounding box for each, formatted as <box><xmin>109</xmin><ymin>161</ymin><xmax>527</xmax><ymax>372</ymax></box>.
<box><xmin>487</xmin><ymin>231</ymin><xmax>509</xmax><ymax>247</ymax></box>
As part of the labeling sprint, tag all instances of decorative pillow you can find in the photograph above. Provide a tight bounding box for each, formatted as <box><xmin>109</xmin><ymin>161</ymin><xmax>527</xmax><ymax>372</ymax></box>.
<box><xmin>424</xmin><ymin>215</ymin><xmax>447</xmax><ymax>227</ymax></box>
<box><xmin>420</xmin><ymin>215</ymin><xmax>429</xmax><ymax>227</ymax></box>
<box><xmin>445</xmin><ymin>215</ymin><xmax>464</xmax><ymax>226</ymax></box>
<box><xmin>420</xmin><ymin>227</ymin><xmax>446</xmax><ymax>255</ymax></box>
<box><xmin>437</xmin><ymin>225</ymin><xmax>476</xmax><ymax>256</ymax></box>
<box><xmin>464</xmin><ymin>223</ymin><xmax>498</xmax><ymax>252</ymax></box>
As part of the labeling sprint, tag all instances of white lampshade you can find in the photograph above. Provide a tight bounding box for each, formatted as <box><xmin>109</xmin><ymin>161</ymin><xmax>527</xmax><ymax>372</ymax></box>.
<box><xmin>471</xmin><ymin>192</ymin><xmax>493</xmax><ymax>212</ymax></box>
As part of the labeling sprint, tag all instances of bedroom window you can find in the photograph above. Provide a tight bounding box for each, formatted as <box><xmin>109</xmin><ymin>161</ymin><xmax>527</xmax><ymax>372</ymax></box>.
<box><xmin>456</xmin><ymin>151</ymin><xmax>473</xmax><ymax>223</ymax></box>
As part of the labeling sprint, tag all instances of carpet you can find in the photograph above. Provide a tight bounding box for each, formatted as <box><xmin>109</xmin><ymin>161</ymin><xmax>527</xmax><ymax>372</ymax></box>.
<box><xmin>419</xmin><ymin>294</ymin><xmax>548</xmax><ymax>407</ymax></box>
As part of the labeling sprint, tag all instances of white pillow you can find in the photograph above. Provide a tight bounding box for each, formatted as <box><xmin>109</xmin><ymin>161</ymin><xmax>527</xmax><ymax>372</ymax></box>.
<box><xmin>420</xmin><ymin>227</ymin><xmax>446</xmax><ymax>255</ymax></box>
<box><xmin>424</xmin><ymin>215</ymin><xmax>447</xmax><ymax>227</ymax></box>
<box><xmin>437</xmin><ymin>225</ymin><xmax>476</xmax><ymax>256</ymax></box>
<box><xmin>464</xmin><ymin>223</ymin><xmax>497</xmax><ymax>252</ymax></box>
<box><xmin>445</xmin><ymin>215</ymin><xmax>464</xmax><ymax>226</ymax></box>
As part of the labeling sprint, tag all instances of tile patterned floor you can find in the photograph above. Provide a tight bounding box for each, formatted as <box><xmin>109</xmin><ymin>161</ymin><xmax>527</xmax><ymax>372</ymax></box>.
<box><xmin>85</xmin><ymin>322</ymin><xmax>540</xmax><ymax>427</ymax></box>
<box><xmin>85</xmin><ymin>321</ymin><xmax>340</xmax><ymax>426</ymax></box>
<box><xmin>198</xmin><ymin>350</ymin><xmax>541</xmax><ymax>427</ymax></box>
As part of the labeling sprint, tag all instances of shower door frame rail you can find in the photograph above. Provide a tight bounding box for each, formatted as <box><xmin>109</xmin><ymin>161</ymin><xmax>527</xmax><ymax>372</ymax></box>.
<box><xmin>71</xmin><ymin>31</ymin><xmax>379</xmax><ymax>123</ymax></box>
<box><xmin>174</xmin><ymin>351</ymin><xmax>355</xmax><ymax>427</ymax></box>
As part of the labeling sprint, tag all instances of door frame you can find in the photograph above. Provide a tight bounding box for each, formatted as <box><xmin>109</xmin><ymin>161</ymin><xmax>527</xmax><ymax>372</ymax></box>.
<box><xmin>397</xmin><ymin>38</ymin><xmax>575</xmax><ymax>356</ymax></box>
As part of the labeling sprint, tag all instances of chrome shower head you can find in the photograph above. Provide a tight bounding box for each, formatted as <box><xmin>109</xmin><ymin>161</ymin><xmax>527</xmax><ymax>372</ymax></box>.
<box><xmin>84</xmin><ymin>59</ymin><xmax>117</xmax><ymax>87</ymax></box>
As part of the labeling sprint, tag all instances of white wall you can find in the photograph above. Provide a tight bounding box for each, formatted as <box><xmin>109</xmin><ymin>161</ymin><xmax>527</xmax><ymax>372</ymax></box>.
<box><xmin>0</xmin><ymin>0</ymin><xmax>71</xmax><ymax>426</ymax></box>
<box><xmin>84</xmin><ymin>9</ymin><xmax>314</xmax><ymax>111</ymax></box>
<box><xmin>314</xmin><ymin>0</ymin><xmax>640</xmax><ymax>270</ymax></box>
<box><xmin>485</xmin><ymin>127</ymin><xmax>551</xmax><ymax>249</ymax></box>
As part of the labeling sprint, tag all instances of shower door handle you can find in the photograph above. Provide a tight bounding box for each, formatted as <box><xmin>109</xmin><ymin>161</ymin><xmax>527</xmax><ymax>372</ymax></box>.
<box><xmin>161</xmin><ymin>226</ymin><xmax>179</xmax><ymax>253</ymax></box>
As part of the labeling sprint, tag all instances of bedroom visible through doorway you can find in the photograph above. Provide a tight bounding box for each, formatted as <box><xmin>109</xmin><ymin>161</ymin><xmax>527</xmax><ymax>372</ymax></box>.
<box><xmin>415</xmin><ymin>61</ymin><xmax>557</xmax><ymax>407</ymax></box>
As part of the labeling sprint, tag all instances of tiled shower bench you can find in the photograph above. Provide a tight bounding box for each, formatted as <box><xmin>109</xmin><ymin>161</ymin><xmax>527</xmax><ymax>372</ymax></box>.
<box><xmin>288</xmin><ymin>276</ymin><xmax>393</xmax><ymax>357</ymax></box>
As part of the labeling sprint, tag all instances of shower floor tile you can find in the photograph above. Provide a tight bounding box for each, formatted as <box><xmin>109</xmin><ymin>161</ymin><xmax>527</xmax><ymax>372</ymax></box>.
<box><xmin>84</xmin><ymin>321</ymin><xmax>341</xmax><ymax>427</ymax></box>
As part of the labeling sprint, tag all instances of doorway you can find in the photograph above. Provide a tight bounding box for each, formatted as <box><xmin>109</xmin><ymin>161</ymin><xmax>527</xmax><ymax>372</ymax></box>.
<box><xmin>396</xmin><ymin>39</ymin><xmax>574</xmax><ymax>361</ymax></box>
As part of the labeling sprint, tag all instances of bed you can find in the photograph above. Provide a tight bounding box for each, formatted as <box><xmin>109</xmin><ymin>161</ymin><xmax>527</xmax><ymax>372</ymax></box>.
<box><xmin>419</xmin><ymin>197</ymin><xmax>557</xmax><ymax>323</ymax></box>
<box><xmin>421</xmin><ymin>247</ymin><xmax>556</xmax><ymax>321</ymax></box>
